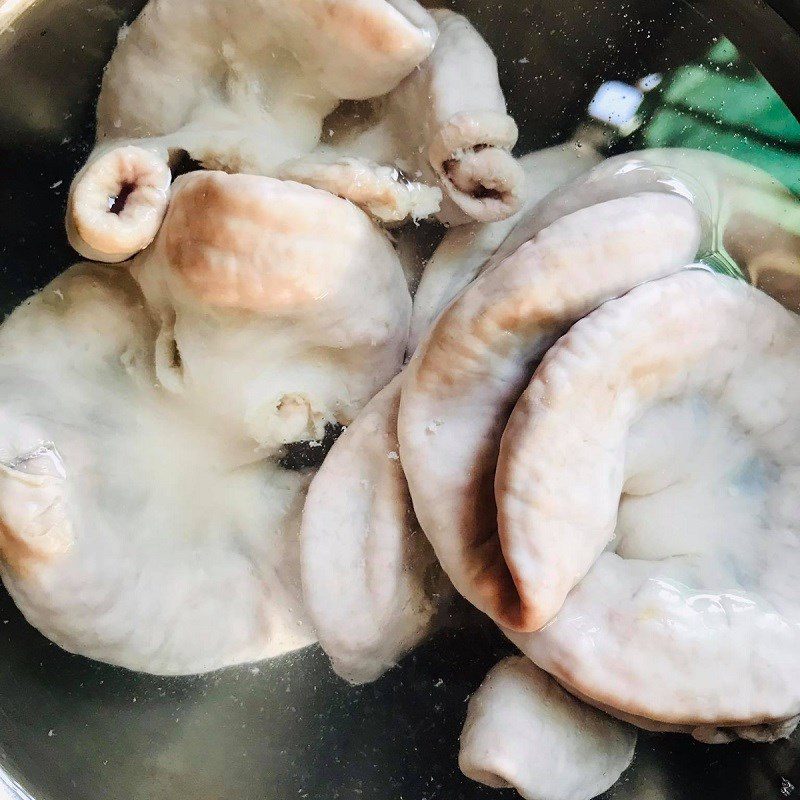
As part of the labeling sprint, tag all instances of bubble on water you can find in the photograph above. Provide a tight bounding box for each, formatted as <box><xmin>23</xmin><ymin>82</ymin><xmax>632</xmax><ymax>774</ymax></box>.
<box><xmin>426</xmin><ymin>419</ymin><xmax>442</xmax><ymax>434</ymax></box>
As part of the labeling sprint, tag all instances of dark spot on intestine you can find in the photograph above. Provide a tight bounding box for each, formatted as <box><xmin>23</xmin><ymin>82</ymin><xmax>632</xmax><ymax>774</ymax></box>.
<box><xmin>443</xmin><ymin>146</ymin><xmax>504</xmax><ymax>202</ymax></box>
<box><xmin>108</xmin><ymin>181</ymin><xmax>136</xmax><ymax>214</ymax></box>
<box><xmin>278</xmin><ymin>422</ymin><xmax>346</xmax><ymax>472</ymax></box>
<box><xmin>169</xmin><ymin>337</ymin><xmax>182</xmax><ymax>370</ymax></box>
<box><xmin>472</xmin><ymin>184</ymin><xmax>504</xmax><ymax>201</ymax></box>
<box><xmin>442</xmin><ymin>158</ymin><xmax>458</xmax><ymax>179</ymax></box>
<box><xmin>168</xmin><ymin>149</ymin><xmax>206</xmax><ymax>180</ymax></box>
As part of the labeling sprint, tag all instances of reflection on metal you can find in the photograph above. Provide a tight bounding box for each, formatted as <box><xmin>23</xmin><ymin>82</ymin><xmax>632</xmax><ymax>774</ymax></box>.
<box><xmin>0</xmin><ymin>768</ymin><xmax>33</xmax><ymax>800</ymax></box>
<box><xmin>638</xmin><ymin>72</ymin><xmax>664</xmax><ymax>92</ymax></box>
<box><xmin>587</xmin><ymin>80</ymin><xmax>644</xmax><ymax>128</ymax></box>
<box><xmin>637</xmin><ymin>37</ymin><xmax>800</xmax><ymax>192</ymax></box>
<box><xmin>0</xmin><ymin>0</ymin><xmax>37</xmax><ymax>32</ymax></box>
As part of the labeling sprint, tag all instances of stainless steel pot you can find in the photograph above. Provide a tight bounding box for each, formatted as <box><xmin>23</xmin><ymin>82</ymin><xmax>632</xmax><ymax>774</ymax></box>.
<box><xmin>0</xmin><ymin>2</ymin><xmax>799</xmax><ymax>798</ymax></box>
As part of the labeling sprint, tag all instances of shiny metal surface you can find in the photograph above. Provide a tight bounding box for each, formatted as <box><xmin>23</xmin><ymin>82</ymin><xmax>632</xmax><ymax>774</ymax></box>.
<box><xmin>0</xmin><ymin>1</ymin><xmax>799</xmax><ymax>798</ymax></box>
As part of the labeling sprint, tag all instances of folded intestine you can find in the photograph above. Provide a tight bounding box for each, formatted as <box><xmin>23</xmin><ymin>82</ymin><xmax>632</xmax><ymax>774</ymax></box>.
<box><xmin>66</xmin><ymin>0</ymin><xmax>526</xmax><ymax>263</ymax></box>
<box><xmin>0</xmin><ymin>171</ymin><xmax>410</xmax><ymax>675</ymax></box>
